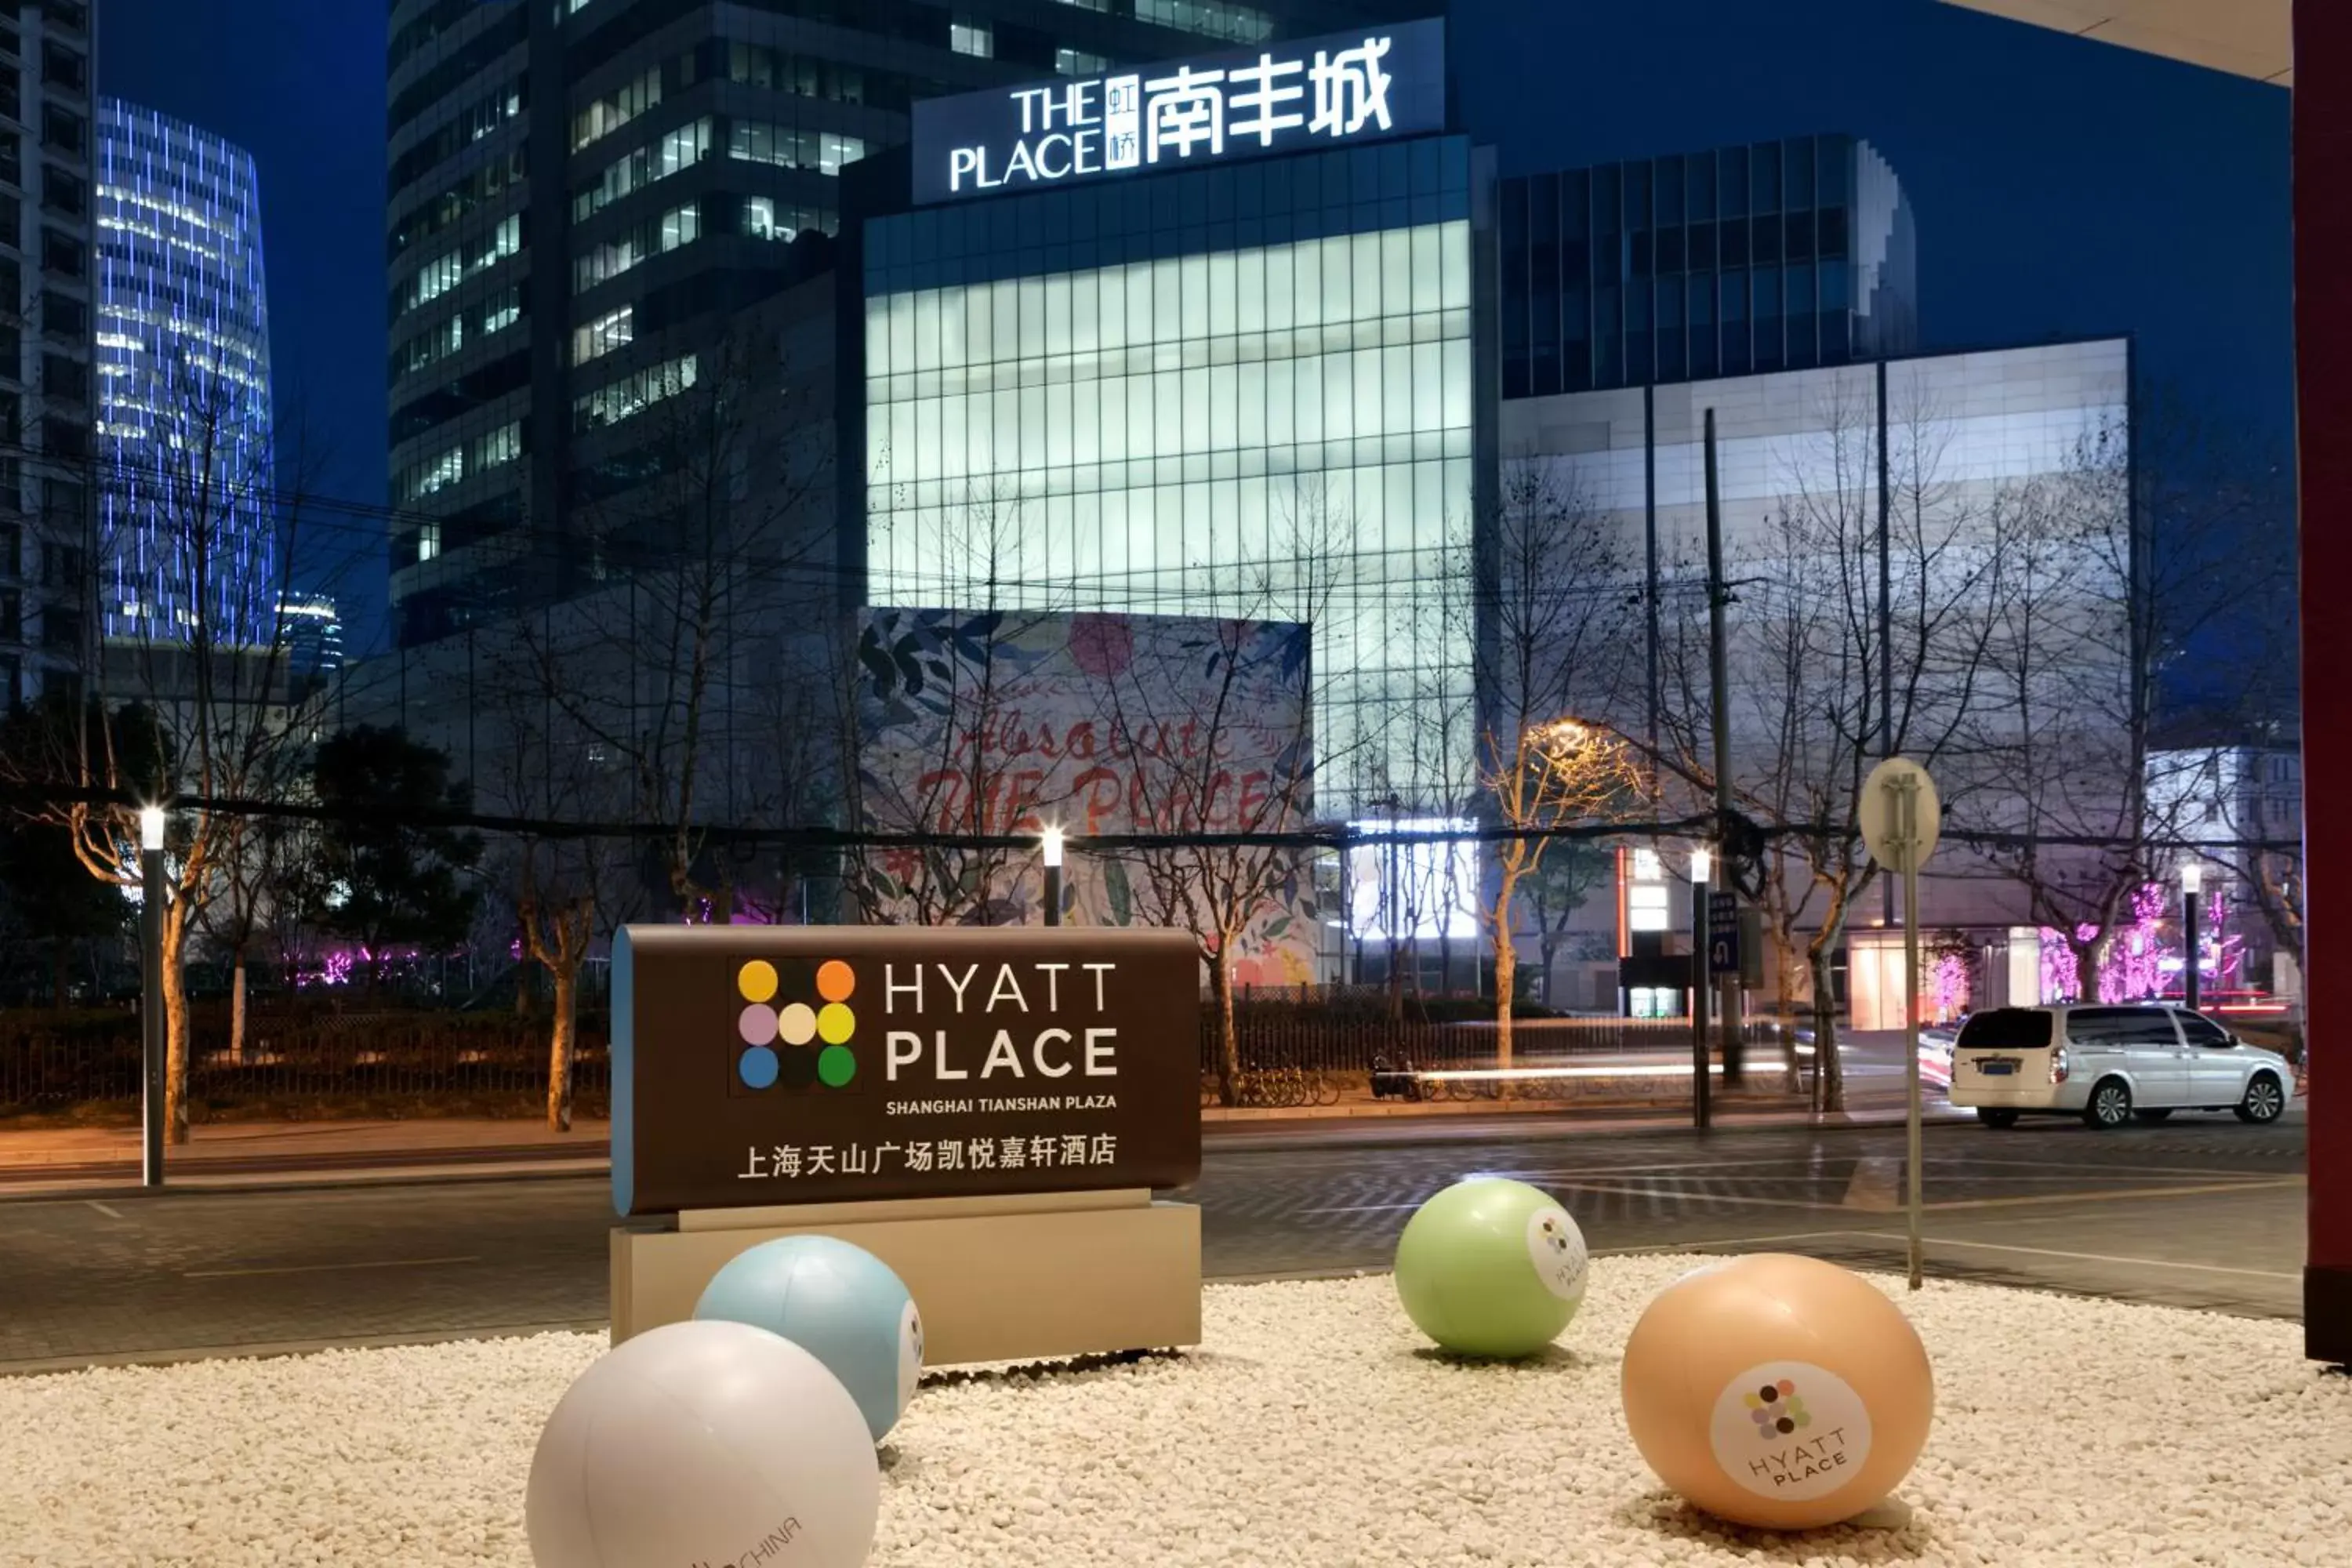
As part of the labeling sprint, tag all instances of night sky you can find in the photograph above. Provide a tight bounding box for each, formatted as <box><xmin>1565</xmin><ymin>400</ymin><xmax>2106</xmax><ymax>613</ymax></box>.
<box><xmin>100</xmin><ymin>0</ymin><xmax>2293</xmax><ymax>657</ymax></box>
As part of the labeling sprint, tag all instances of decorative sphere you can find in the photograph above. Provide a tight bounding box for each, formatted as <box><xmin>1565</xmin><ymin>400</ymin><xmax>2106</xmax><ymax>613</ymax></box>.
<box><xmin>695</xmin><ymin>1235</ymin><xmax>924</xmax><ymax>1442</ymax></box>
<box><xmin>526</xmin><ymin>1319</ymin><xmax>879</xmax><ymax>1568</ymax></box>
<box><xmin>1619</xmin><ymin>1253</ymin><xmax>1935</xmax><ymax>1530</ymax></box>
<box><xmin>1394</xmin><ymin>1177</ymin><xmax>1589</xmax><ymax>1357</ymax></box>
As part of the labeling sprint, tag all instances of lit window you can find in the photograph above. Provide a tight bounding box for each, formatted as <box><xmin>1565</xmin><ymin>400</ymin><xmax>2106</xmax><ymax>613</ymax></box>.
<box><xmin>572</xmin><ymin>117</ymin><xmax>710</xmax><ymax>221</ymax></box>
<box><xmin>950</xmin><ymin>17</ymin><xmax>993</xmax><ymax>57</ymax></box>
<box><xmin>572</xmin><ymin>65</ymin><xmax>661</xmax><ymax>151</ymax></box>
<box><xmin>417</xmin><ymin>524</ymin><xmax>441</xmax><ymax>562</ymax></box>
<box><xmin>728</xmin><ymin>122</ymin><xmax>865</xmax><ymax>176</ymax></box>
<box><xmin>572</xmin><ymin>354</ymin><xmax>698</xmax><ymax>432</ymax></box>
<box><xmin>1056</xmin><ymin>48</ymin><xmax>1109</xmax><ymax>77</ymax></box>
<box><xmin>742</xmin><ymin>198</ymin><xmax>834</xmax><ymax>242</ymax></box>
<box><xmin>572</xmin><ymin>304</ymin><xmax>633</xmax><ymax>365</ymax></box>
<box><xmin>1134</xmin><ymin>0</ymin><xmax>1272</xmax><ymax>44</ymax></box>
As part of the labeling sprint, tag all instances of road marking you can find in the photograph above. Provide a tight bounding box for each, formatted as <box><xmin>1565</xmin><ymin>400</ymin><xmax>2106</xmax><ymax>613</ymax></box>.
<box><xmin>184</xmin><ymin>1255</ymin><xmax>481</xmax><ymax>1279</ymax></box>
<box><xmin>1293</xmin><ymin>1158</ymin><xmax>1864</xmax><ymax>1213</ymax></box>
<box><xmin>83</xmin><ymin>1200</ymin><xmax>125</xmax><ymax>1220</ymax></box>
<box><xmin>1932</xmin><ymin>1156</ymin><xmax>2290</xmax><ymax>1180</ymax></box>
<box><xmin>1544</xmin><ymin>1181</ymin><xmax>1843</xmax><ymax>1212</ymax></box>
<box><xmin>1842</xmin><ymin>1157</ymin><xmax>1901</xmax><ymax>1211</ymax></box>
<box><xmin>1846</xmin><ymin>1232</ymin><xmax>2301</xmax><ymax>1282</ymax></box>
<box><xmin>1595</xmin><ymin>1229</ymin><xmax>1864</xmax><ymax>1256</ymax></box>
<box><xmin>1923</xmin><ymin>1177</ymin><xmax>2304</xmax><ymax>1212</ymax></box>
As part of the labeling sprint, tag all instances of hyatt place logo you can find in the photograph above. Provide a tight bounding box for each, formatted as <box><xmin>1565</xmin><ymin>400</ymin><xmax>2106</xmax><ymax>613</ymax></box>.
<box><xmin>734</xmin><ymin>959</ymin><xmax>858</xmax><ymax>1091</ymax></box>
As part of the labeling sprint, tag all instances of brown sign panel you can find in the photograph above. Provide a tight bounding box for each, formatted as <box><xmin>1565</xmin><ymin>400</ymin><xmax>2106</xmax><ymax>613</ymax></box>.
<box><xmin>612</xmin><ymin>925</ymin><xmax>1202</xmax><ymax>1216</ymax></box>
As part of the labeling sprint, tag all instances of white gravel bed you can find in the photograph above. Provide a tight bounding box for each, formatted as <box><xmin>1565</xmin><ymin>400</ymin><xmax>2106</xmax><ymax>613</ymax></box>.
<box><xmin>2</xmin><ymin>1256</ymin><xmax>2347</xmax><ymax>1567</ymax></box>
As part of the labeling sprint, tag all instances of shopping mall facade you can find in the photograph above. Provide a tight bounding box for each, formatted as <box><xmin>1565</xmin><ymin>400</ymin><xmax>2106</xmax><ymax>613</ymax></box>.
<box><xmin>837</xmin><ymin>16</ymin><xmax>2135</xmax><ymax>997</ymax></box>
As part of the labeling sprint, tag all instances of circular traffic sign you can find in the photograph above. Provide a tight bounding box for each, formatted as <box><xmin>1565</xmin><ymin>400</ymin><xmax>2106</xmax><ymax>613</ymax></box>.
<box><xmin>1858</xmin><ymin>757</ymin><xmax>1941</xmax><ymax>874</ymax></box>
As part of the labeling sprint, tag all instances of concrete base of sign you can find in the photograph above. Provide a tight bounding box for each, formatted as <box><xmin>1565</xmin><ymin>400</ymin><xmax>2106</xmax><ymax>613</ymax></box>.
<box><xmin>610</xmin><ymin>1188</ymin><xmax>1201</xmax><ymax>1365</ymax></box>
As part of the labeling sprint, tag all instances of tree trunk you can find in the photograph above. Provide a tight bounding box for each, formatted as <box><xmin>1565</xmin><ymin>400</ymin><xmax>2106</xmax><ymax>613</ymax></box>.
<box><xmin>1493</xmin><ymin>862</ymin><xmax>1523</xmax><ymax>1096</ymax></box>
<box><xmin>162</xmin><ymin>920</ymin><xmax>192</xmax><ymax>1144</ymax></box>
<box><xmin>229</xmin><ymin>951</ymin><xmax>248</xmax><ymax>1065</ymax></box>
<box><xmin>1807</xmin><ymin>941</ymin><xmax>1844</xmax><ymax>1115</ymax></box>
<box><xmin>1210</xmin><ymin>944</ymin><xmax>1241</xmax><ymax>1107</ymax></box>
<box><xmin>547</xmin><ymin>963</ymin><xmax>579</xmax><ymax>1131</ymax></box>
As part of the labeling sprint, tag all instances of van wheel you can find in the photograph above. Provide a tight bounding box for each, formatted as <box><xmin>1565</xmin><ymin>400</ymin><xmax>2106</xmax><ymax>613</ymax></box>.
<box><xmin>2133</xmin><ymin>1108</ymin><xmax>2172</xmax><ymax>1123</ymax></box>
<box><xmin>2082</xmin><ymin>1078</ymin><xmax>2132</xmax><ymax>1129</ymax></box>
<box><xmin>2236</xmin><ymin>1073</ymin><xmax>2285</xmax><ymax>1124</ymax></box>
<box><xmin>1977</xmin><ymin>1109</ymin><xmax>2020</xmax><ymax>1129</ymax></box>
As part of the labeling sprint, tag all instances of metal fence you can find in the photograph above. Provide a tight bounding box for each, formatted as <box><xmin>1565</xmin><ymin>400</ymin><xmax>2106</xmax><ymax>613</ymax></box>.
<box><xmin>1</xmin><ymin>993</ymin><xmax>1786</xmax><ymax>1121</ymax></box>
<box><xmin>0</xmin><ymin>1004</ymin><xmax>611</xmax><ymax>1120</ymax></box>
<box><xmin>1200</xmin><ymin>988</ymin><xmax>1795</xmax><ymax>1107</ymax></box>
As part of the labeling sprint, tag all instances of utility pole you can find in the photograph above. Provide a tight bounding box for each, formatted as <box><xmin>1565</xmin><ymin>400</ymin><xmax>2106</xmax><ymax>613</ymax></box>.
<box><xmin>140</xmin><ymin>805</ymin><xmax>166</xmax><ymax>1189</ymax></box>
<box><xmin>1703</xmin><ymin>409</ymin><xmax>1742</xmax><ymax>1083</ymax></box>
<box><xmin>1878</xmin><ymin>358</ymin><xmax>1895</xmax><ymax>931</ymax></box>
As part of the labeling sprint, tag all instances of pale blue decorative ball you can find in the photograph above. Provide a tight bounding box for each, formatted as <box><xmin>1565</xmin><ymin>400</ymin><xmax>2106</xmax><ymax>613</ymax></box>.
<box><xmin>694</xmin><ymin>1236</ymin><xmax>924</xmax><ymax>1443</ymax></box>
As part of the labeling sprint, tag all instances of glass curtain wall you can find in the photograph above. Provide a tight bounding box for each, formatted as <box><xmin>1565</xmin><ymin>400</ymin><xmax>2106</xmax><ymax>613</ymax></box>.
<box><xmin>865</xmin><ymin>209</ymin><xmax>1474</xmax><ymax>812</ymax></box>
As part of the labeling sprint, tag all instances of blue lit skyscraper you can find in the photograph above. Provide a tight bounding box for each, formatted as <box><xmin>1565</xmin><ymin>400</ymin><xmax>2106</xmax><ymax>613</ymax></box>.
<box><xmin>95</xmin><ymin>101</ymin><xmax>275</xmax><ymax>647</ymax></box>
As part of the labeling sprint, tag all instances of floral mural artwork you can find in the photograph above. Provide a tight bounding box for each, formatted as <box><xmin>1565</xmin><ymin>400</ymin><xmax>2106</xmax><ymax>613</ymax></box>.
<box><xmin>855</xmin><ymin>608</ymin><xmax>1319</xmax><ymax>981</ymax></box>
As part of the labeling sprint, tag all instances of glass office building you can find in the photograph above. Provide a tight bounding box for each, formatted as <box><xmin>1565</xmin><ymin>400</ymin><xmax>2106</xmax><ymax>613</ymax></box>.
<box><xmin>1497</xmin><ymin>133</ymin><xmax>1915</xmax><ymax>397</ymax></box>
<box><xmin>857</xmin><ymin>134</ymin><xmax>1479</xmax><ymax>810</ymax></box>
<box><xmin>382</xmin><ymin>0</ymin><xmax>1423</xmax><ymax>648</ymax></box>
<box><xmin>95</xmin><ymin>101</ymin><xmax>275</xmax><ymax>646</ymax></box>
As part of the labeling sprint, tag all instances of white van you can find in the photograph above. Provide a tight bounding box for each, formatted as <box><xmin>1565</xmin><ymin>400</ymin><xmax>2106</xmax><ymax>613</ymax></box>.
<box><xmin>1949</xmin><ymin>1004</ymin><xmax>2292</xmax><ymax>1130</ymax></box>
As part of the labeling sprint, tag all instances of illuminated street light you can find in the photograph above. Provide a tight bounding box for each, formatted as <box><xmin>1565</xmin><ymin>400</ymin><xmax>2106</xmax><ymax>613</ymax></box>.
<box><xmin>140</xmin><ymin>804</ymin><xmax>165</xmax><ymax>852</ymax></box>
<box><xmin>1690</xmin><ymin>846</ymin><xmax>1712</xmax><ymax>884</ymax></box>
<box><xmin>1040</xmin><ymin>825</ymin><xmax>1065</xmax><ymax>928</ymax></box>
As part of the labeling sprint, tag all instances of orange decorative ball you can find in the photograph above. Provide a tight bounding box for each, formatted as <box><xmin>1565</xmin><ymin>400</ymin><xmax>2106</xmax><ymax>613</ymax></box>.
<box><xmin>1619</xmin><ymin>1254</ymin><xmax>1934</xmax><ymax>1530</ymax></box>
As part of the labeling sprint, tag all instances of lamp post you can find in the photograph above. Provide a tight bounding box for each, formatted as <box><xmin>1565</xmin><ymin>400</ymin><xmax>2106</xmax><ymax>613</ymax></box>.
<box><xmin>1690</xmin><ymin>846</ymin><xmax>1713</xmax><ymax>1131</ymax></box>
<box><xmin>139</xmin><ymin>804</ymin><xmax>166</xmax><ymax>1189</ymax></box>
<box><xmin>2181</xmin><ymin>859</ymin><xmax>2204</xmax><ymax>1013</ymax></box>
<box><xmin>1041</xmin><ymin>825</ymin><xmax>1065</xmax><ymax>928</ymax></box>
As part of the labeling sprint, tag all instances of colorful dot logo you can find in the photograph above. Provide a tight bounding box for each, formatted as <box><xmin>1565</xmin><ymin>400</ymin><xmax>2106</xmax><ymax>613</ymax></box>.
<box><xmin>1744</xmin><ymin>1377</ymin><xmax>1811</xmax><ymax>1439</ymax></box>
<box><xmin>736</xmin><ymin>957</ymin><xmax>859</xmax><ymax>1091</ymax></box>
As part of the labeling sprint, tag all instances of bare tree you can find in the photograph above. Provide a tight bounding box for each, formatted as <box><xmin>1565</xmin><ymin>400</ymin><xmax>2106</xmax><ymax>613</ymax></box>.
<box><xmin>481</xmin><ymin>658</ymin><xmax>640</xmax><ymax>1131</ymax></box>
<box><xmin>521</xmin><ymin>330</ymin><xmax>829</xmax><ymax>924</ymax></box>
<box><xmin>0</xmin><ymin>342</ymin><xmax>317</xmax><ymax>1140</ymax></box>
<box><xmin>1655</xmin><ymin>376</ymin><xmax>2000</xmax><ymax>1111</ymax></box>
<box><xmin>1473</xmin><ymin>460</ymin><xmax>1639</xmax><ymax>1073</ymax></box>
<box><xmin>1971</xmin><ymin>397</ymin><xmax>2286</xmax><ymax>997</ymax></box>
<box><xmin>1098</xmin><ymin>496</ymin><xmax>1355</xmax><ymax>1104</ymax></box>
<box><xmin>842</xmin><ymin>481</ymin><xmax>1073</xmax><ymax>926</ymax></box>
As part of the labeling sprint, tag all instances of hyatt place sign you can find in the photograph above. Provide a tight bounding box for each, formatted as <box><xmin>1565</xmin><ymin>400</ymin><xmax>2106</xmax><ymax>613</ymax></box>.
<box><xmin>910</xmin><ymin>17</ymin><xmax>1446</xmax><ymax>205</ymax></box>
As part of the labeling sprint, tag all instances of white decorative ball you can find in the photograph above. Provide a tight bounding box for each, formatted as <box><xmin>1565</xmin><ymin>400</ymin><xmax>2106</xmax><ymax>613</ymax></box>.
<box><xmin>527</xmin><ymin>1319</ymin><xmax>880</xmax><ymax>1568</ymax></box>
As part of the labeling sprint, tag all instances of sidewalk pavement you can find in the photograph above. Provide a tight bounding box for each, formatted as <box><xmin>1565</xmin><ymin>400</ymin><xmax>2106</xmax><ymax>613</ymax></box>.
<box><xmin>0</xmin><ymin>1087</ymin><xmax>1961</xmax><ymax>1196</ymax></box>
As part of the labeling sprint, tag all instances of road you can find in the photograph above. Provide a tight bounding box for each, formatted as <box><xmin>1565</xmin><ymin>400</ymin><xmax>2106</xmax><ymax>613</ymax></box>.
<box><xmin>0</xmin><ymin>1109</ymin><xmax>2303</xmax><ymax>1372</ymax></box>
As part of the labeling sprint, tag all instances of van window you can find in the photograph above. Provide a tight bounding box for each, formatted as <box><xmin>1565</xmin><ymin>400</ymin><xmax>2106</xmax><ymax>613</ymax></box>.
<box><xmin>1956</xmin><ymin>1009</ymin><xmax>2051</xmax><ymax>1050</ymax></box>
<box><xmin>2068</xmin><ymin>1007</ymin><xmax>2177</xmax><ymax>1047</ymax></box>
<box><xmin>2178</xmin><ymin>1014</ymin><xmax>2232</xmax><ymax>1048</ymax></box>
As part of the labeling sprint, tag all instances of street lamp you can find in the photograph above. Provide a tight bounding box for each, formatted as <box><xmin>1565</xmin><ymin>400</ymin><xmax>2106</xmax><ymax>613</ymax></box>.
<box><xmin>1040</xmin><ymin>824</ymin><xmax>1065</xmax><ymax>928</ymax></box>
<box><xmin>138</xmin><ymin>804</ymin><xmax>167</xmax><ymax>1188</ymax></box>
<box><xmin>2180</xmin><ymin>859</ymin><xmax>2204</xmax><ymax>1013</ymax></box>
<box><xmin>1690</xmin><ymin>847</ymin><xmax>1713</xmax><ymax>1130</ymax></box>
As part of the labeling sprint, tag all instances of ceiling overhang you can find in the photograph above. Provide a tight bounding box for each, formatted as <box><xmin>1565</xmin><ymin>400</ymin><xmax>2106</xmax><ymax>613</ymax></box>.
<box><xmin>1937</xmin><ymin>1</ymin><xmax>2291</xmax><ymax>87</ymax></box>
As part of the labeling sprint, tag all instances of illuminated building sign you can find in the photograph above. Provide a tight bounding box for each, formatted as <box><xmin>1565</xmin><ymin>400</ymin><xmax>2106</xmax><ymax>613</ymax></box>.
<box><xmin>910</xmin><ymin>17</ymin><xmax>1446</xmax><ymax>204</ymax></box>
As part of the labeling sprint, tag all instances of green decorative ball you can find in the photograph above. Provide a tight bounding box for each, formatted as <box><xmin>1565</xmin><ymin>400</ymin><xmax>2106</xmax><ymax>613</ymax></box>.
<box><xmin>1395</xmin><ymin>1177</ymin><xmax>1590</xmax><ymax>1358</ymax></box>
